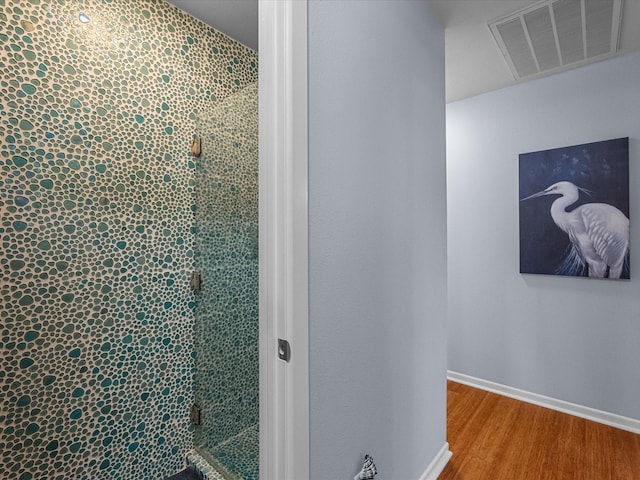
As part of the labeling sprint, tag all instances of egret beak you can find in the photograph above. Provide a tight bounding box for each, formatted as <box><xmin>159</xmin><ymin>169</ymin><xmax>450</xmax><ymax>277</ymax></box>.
<box><xmin>520</xmin><ymin>190</ymin><xmax>549</xmax><ymax>202</ymax></box>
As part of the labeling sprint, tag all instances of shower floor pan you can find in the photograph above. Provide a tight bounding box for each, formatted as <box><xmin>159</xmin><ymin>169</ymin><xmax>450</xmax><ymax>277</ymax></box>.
<box><xmin>188</xmin><ymin>424</ymin><xmax>258</xmax><ymax>480</ymax></box>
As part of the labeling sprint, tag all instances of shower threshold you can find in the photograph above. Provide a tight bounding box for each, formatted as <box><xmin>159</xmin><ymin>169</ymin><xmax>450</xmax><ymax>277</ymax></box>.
<box><xmin>188</xmin><ymin>424</ymin><xmax>258</xmax><ymax>480</ymax></box>
<box><xmin>187</xmin><ymin>448</ymin><xmax>228</xmax><ymax>480</ymax></box>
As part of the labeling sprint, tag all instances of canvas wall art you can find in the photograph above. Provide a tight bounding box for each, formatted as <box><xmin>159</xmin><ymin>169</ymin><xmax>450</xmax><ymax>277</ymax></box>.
<box><xmin>519</xmin><ymin>137</ymin><xmax>630</xmax><ymax>279</ymax></box>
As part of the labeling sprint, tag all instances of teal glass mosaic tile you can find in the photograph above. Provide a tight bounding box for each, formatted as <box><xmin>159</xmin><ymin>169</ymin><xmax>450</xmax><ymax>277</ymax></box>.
<box><xmin>0</xmin><ymin>1</ymin><xmax>258</xmax><ymax>478</ymax></box>
<box><xmin>208</xmin><ymin>424</ymin><xmax>259</xmax><ymax>480</ymax></box>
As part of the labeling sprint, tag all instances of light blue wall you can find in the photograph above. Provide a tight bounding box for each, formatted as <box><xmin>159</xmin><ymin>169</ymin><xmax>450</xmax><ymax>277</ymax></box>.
<box><xmin>308</xmin><ymin>1</ymin><xmax>447</xmax><ymax>479</ymax></box>
<box><xmin>447</xmin><ymin>50</ymin><xmax>640</xmax><ymax>420</ymax></box>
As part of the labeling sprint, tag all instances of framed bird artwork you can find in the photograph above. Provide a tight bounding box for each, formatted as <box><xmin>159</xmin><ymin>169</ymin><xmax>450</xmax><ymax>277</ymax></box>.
<box><xmin>519</xmin><ymin>137</ymin><xmax>630</xmax><ymax>279</ymax></box>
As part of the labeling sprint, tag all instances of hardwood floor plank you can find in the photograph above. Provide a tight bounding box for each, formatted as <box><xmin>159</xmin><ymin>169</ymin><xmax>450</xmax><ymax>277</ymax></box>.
<box><xmin>440</xmin><ymin>381</ymin><xmax>640</xmax><ymax>480</ymax></box>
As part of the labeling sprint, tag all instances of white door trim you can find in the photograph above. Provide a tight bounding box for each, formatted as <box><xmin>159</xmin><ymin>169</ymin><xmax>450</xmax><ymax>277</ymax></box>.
<box><xmin>258</xmin><ymin>1</ymin><xmax>309</xmax><ymax>479</ymax></box>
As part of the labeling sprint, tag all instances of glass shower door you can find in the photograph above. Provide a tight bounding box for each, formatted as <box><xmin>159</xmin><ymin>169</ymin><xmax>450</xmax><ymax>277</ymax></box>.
<box><xmin>193</xmin><ymin>82</ymin><xmax>259</xmax><ymax>480</ymax></box>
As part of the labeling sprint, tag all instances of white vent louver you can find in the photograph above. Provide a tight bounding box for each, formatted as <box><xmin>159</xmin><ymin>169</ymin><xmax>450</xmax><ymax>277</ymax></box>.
<box><xmin>489</xmin><ymin>0</ymin><xmax>624</xmax><ymax>80</ymax></box>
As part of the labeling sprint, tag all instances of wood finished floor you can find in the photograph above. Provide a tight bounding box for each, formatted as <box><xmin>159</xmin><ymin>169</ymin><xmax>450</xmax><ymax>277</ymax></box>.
<box><xmin>439</xmin><ymin>381</ymin><xmax>640</xmax><ymax>480</ymax></box>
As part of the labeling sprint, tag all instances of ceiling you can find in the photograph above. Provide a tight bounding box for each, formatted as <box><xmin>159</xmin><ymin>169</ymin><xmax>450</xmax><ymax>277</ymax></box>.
<box><xmin>166</xmin><ymin>0</ymin><xmax>640</xmax><ymax>103</ymax></box>
<box><xmin>167</xmin><ymin>0</ymin><xmax>258</xmax><ymax>52</ymax></box>
<box><xmin>428</xmin><ymin>0</ymin><xmax>640</xmax><ymax>102</ymax></box>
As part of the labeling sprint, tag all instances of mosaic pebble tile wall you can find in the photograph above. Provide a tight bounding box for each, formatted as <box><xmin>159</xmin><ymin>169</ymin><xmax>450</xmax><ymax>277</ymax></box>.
<box><xmin>0</xmin><ymin>1</ymin><xmax>258</xmax><ymax>479</ymax></box>
<box><xmin>193</xmin><ymin>82</ymin><xmax>258</xmax><ymax>480</ymax></box>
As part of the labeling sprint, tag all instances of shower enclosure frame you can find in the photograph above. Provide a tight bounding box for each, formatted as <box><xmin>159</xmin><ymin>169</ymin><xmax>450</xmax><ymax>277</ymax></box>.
<box><xmin>258</xmin><ymin>1</ymin><xmax>309</xmax><ymax>479</ymax></box>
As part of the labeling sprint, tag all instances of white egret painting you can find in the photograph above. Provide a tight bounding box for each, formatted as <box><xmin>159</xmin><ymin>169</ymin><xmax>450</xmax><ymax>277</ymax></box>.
<box><xmin>519</xmin><ymin>137</ymin><xmax>630</xmax><ymax>279</ymax></box>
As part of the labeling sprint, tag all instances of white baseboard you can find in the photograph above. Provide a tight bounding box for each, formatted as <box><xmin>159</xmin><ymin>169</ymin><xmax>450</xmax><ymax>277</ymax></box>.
<box><xmin>448</xmin><ymin>371</ymin><xmax>640</xmax><ymax>435</ymax></box>
<box><xmin>418</xmin><ymin>442</ymin><xmax>452</xmax><ymax>480</ymax></box>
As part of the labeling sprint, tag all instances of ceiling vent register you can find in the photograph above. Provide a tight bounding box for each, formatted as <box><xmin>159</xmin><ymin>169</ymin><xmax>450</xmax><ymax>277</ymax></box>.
<box><xmin>489</xmin><ymin>0</ymin><xmax>623</xmax><ymax>80</ymax></box>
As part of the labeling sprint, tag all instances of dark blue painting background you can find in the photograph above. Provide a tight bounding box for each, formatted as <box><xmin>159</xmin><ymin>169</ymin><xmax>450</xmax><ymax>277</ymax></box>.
<box><xmin>519</xmin><ymin>137</ymin><xmax>629</xmax><ymax>278</ymax></box>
